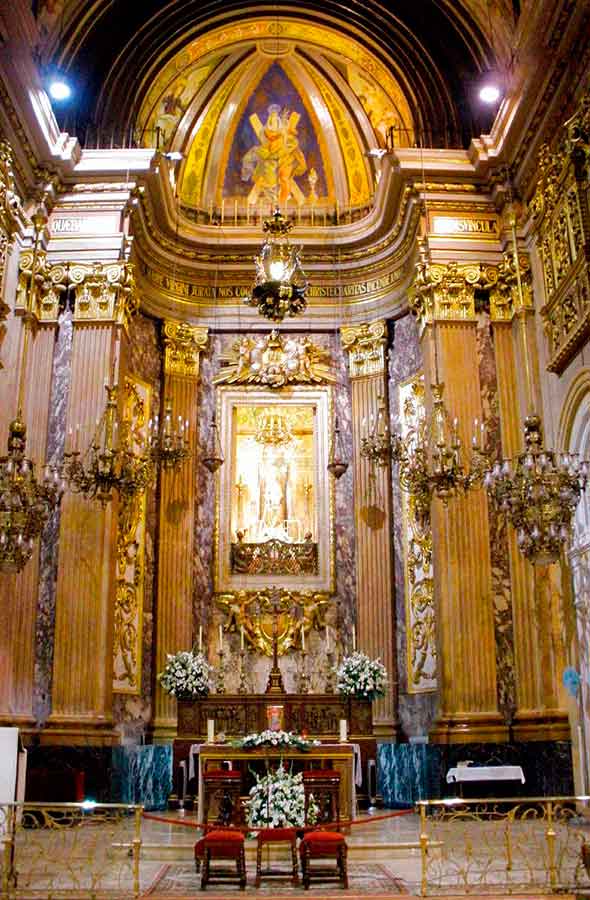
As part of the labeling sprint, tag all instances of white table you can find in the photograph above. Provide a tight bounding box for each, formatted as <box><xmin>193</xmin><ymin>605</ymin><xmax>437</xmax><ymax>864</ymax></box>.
<box><xmin>446</xmin><ymin>765</ymin><xmax>525</xmax><ymax>784</ymax></box>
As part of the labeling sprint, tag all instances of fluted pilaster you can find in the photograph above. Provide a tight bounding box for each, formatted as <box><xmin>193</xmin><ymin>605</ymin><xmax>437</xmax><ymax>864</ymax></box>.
<box><xmin>341</xmin><ymin>321</ymin><xmax>397</xmax><ymax>736</ymax></box>
<box><xmin>152</xmin><ymin>322</ymin><xmax>208</xmax><ymax>740</ymax></box>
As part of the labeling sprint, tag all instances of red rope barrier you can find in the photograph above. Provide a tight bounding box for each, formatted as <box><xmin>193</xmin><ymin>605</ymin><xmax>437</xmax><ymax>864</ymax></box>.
<box><xmin>141</xmin><ymin>806</ymin><xmax>414</xmax><ymax>832</ymax></box>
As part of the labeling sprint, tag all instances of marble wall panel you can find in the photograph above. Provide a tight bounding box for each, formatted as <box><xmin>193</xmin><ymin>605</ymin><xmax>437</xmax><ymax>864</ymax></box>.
<box><xmin>476</xmin><ymin>312</ymin><xmax>516</xmax><ymax>724</ymax></box>
<box><xmin>377</xmin><ymin>742</ymin><xmax>443</xmax><ymax>805</ymax></box>
<box><xmin>111</xmin><ymin>744</ymin><xmax>172</xmax><ymax>810</ymax></box>
<box><xmin>34</xmin><ymin>310</ymin><xmax>72</xmax><ymax>726</ymax></box>
<box><xmin>388</xmin><ymin>314</ymin><xmax>438</xmax><ymax>737</ymax></box>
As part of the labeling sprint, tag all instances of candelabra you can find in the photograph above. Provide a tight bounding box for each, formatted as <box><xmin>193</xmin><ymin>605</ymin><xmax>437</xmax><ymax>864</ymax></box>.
<box><xmin>483</xmin><ymin>414</ymin><xmax>588</xmax><ymax>564</ymax></box>
<box><xmin>243</xmin><ymin>208</ymin><xmax>307</xmax><ymax>322</ymax></box>
<box><xmin>148</xmin><ymin>398</ymin><xmax>190</xmax><ymax>470</ymax></box>
<box><xmin>238</xmin><ymin>648</ymin><xmax>248</xmax><ymax>694</ymax></box>
<box><xmin>63</xmin><ymin>384</ymin><xmax>154</xmax><ymax>505</ymax></box>
<box><xmin>298</xmin><ymin>648</ymin><xmax>310</xmax><ymax>694</ymax></box>
<box><xmin>0</xmin><ymin>415</ymin><xmax>65</xmax><ymax>573</ymax></box>
<box><xmin>215</xmin><ymin>648</ymin><xmax>226</xmax><ymax>694</ymax></box>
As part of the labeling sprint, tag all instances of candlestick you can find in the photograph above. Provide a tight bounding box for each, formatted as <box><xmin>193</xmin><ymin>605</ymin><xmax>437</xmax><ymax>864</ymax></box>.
<box><xmin>352</xmin><ymin>625</ymin><xmax>356</xmax><ymax>653</ymax></box>
<box><xmin>301</xmin><ymin>624</ymin><xmax>305</xmax><ymax>652</ymax></box>
<box><xmin>238</xmin><ymin>647</ymin><xmax>248</xmax><ymax>694</ymax></box>
<box><xmin>240</xmin><ymin>625</ymin><xmax>244</xmax><ymax>651</ymax></box>
<box><xmin>198</xmin><ymin>625</ymin><xmax>203</xmax><ymax>653</ymax></box>
<box><xmin>339</xmin><ymin>719</ymin><xmax>348</xmax><ymax>743</ymax></box>
<box><xmin>207</xmin><ymin>719</ymin><xmax>215</xmax><ymax>742</ymax></box>
<box><xmin>218</xmin><ymin>624</ymin><xmax>223</xmax><ymax>652</ymax></box>
<box><xmin>326</xmin><ymin>625</ymin><xmax>331</xmax><ymax>653</ymax></box>
<box><xmin>216</xmin><ymin>648</ymin><xmax>226</xmax><ymax>694</ymax></box>
<box><xmin>324</xmin><ymin>648</ymin><xmax>336</xmax><ymax>693</ymax></box>
<box><xmin>298</xmin><ymin>648</ymin><xmax>310</xmax><ymax>694</ymax></box>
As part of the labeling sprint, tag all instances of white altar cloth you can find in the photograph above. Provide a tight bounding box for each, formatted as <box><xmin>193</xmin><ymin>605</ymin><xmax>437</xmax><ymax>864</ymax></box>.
<box><xmin>446</xmin><ymin>765</ymin><xmax>525</xmax><ymax>783</ymax></box>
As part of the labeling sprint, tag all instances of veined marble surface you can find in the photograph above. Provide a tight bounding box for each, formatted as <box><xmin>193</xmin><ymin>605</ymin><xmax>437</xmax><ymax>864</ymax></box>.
<box><xmin>377</xmin><ymin>742</ymin><xmax>443</xmax><ymax>806</ymax></box>
<box><xmin>112</xmin><ymin>744</ymin><xmax>173</xmax><ymax>811</ymax></box>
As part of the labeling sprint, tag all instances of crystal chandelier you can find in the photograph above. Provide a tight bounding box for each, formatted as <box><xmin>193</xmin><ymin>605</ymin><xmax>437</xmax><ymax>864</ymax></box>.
<box><xmin>201</xmin><ymin>416</ymin><xmax>224</xmax><ymax>473</ymax></box>
<box><xmin>244</xmin><ymin>209</ymin><xmax>307</xmax><ymax>322</ymax></box>
<box><xmin>327</xmin><ymin>417</ymin><xmax>349</xmax><ymax>479</ymax></box>
<box><xmin>148</xmin><ymin>398</ymin><xmax>190</xmax><ymax>470</ymax></box>
<box><xmin>361</xmin><ymin>386</ymin><xmax>486</xmax><ymax>522</ymax></box>
<box><xmin>63</xmin><ymin>384</ymin><xmax>154</xmax><ymax>505</ymax></box>
<box><xmin>483</xmin><ymin>414</ymin><xmax>588</xmax><ymax>564</ymax></box>
<box><xmin>0</xmin><ymin>415</ymin><xmax>65</xmax><ymax>573</ymax></box>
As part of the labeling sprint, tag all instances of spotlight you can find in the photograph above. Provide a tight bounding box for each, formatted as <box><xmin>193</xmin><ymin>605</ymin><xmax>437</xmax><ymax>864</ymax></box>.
<box><xmin>479</xmin><ymin>82</ymin><xmax>501</xmax><ymax>104</ymax></box>
<box><xmin>48</xmin><ymin>78</ymin><xmax>72</xmax><ymax>101</ymax></box>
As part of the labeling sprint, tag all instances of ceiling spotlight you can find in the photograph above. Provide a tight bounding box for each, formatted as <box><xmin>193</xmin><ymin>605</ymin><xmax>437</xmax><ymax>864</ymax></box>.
<box><xmin>479</xmin><ymin>83</ymin><xmax>501</xmax><ymax>104</ymax></box>
<box><xmin>48</xmin><ymin>79</ymin><xmax>72</xmax><ymax>101</ymax></box>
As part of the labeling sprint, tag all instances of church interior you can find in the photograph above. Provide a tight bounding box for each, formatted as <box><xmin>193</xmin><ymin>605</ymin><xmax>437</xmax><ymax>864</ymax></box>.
<box><xmin>2</xmin><ymin>0</ymin><xmax>590</xmax><ymax>895</ymax></box>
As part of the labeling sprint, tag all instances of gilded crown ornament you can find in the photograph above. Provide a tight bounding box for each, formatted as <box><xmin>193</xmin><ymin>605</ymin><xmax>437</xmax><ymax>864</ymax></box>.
<box><xmin>244</xmin><ymin>209</ymin><xmax>307</xmax><ymax>322</ymax></box>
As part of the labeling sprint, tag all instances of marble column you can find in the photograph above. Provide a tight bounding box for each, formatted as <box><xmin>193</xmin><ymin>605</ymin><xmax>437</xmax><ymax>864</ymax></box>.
<box><xmin>151</xmin><ymin>321</ymin><xmax>208</xmax><ymax>741</ymax></box>
<box><xmin>490</xmin><ymin>254</ymin><xmax>569</xmax><ymax>740</ymax></box>
<box><xmin>409</xmin><ymin>253</ymin><xmax>506</xmax><ymax>744</ymax></box>
<box><xmin>341</xmin><ymin>321</ymin><xmax>397</xmax><ymax>737</ymax></box>
<box><xmin>45</xmin><ymin>263</ymin><xmax>137</xmax><ymax>745</ymax></box>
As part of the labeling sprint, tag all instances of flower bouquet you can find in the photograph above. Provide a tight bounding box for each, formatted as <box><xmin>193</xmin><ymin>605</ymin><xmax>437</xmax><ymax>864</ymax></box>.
<box><xmin>157</xmin><ymin>650</ymin><xmax>212</xmax><ymax>699</ymax></box>
<box><xmin>336</xmin><ymin>651</ymin><xmax>388</xmax><ymax>701</ymax></box>
<box><xmin>232</xmin><ymin>729</ymin><xmax>320</xmax><ymax>752</ymax></box>
<box><xmin>245</xmin><ymin>764</ymin><xmax>317</xmax><ymax>828</ymax></box>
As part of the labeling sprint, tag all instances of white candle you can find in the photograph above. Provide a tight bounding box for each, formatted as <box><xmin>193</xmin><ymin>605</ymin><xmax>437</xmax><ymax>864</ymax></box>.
<box><xmin>352</xmin><ymin>626</ymin><xmax>356</xmax><ymax>652</ymax></box>
<box><xmin>240</xmin><ymin>625</ymin><xmax>244</xmax><ymax>651</ymax></box>
<box><xmin>198</xmin><ymin>625</ymin><xmax>203</xmax><ymax>653</ymax></box>
<box><xmin>218</xmin><ymin>625</ymin><xmax>223</xmax><ymax>652</ymax></box>
<box><xmin>301</xmin><ymin>624</ymin><xmax>305</xmax><ymax>652</ymax></box>
<box><xmin>339</xmin><ymin>719</ymin><xmax>348</xmax><ymax>743</ymax></box>
<box><xmin>207</xmin><ymin>719</ymin><xmax>215</xmax><ymax>743</ymax></box>
<box><xmin>326</xmin><ymin>625</ymin><xmax>331</xmax><ymax>652</ymax></box>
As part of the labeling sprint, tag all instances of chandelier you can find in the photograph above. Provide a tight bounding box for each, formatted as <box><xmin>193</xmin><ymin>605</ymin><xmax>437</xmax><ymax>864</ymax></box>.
<box><xmin>63</xmin><ymin>384</ymin><xmax>154</xmax><ymax>505</ymax></box>
<box><xmin>0</xmin><ymin>415</ymin><xmax>65</xmax><ymax>573</ymax></box>
<box><xmin>244</xmin><ymin>209</ymin><xmax>307</xmax><ymax>322</ymax></box>
<box><xmin>255</xmin><ymin>411</ymin><xmax>293</xmax><ymax>446</ymax></box>
<box><xmin>148</xmin><ymin>398</ymin><xmax>190</xmax><ymax>470</ymax></box>
<box><xmin>361</xmin><ymin>385</ymin><xmax>486</xmax><ymax>522</ymax></box>
<box><xmin>483</xmin><ymin>414</ymin><xmax>588</xmax><ymax>564</ymax></box>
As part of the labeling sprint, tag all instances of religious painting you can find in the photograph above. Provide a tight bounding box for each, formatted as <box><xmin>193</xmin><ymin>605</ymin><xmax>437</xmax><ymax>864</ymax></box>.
<box><xmin>215</xmin><ymin>387</ymin><xmax>334</xmax><ymax>593</ymax></box>
<box><xmin>223</xmin><ymin>62</ymin><xmax>328</xmax><ymax>209</ymax></box>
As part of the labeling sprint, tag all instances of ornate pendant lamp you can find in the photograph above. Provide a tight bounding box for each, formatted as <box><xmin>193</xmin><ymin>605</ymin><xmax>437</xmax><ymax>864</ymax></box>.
<box><xmin>244</xmin><ymin>209</ymin><xmax>307</xmax><ymax>322</ymax></box>
<box><xmin>201</xmin><ymin>416</ymin><xmax>224</xmax><ymax>473</ymax></box>
<box><xmin>327</xmin><ymin>417</ymin><xmax>349</xmax><ymax>479</ymax></box>
<box><xmin>0</xmin><ymin>212</ymin><xmax>65</xmax><ymax>573</ymax></box>
<box><xmin>148</xmin><ymin>398</ymin><xmax>191</xmax><ymax>470</ymax></box>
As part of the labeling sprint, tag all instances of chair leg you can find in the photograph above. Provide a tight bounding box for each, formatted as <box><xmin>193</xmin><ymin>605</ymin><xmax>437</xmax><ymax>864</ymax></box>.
<box><xmin>291</xmin><ymin>840</ymin><xmax>299</xmax><ymax>885</ymax></box>
<box><xmin>200</xmin><ymin>849</ymin><xmax>210</xmax><ymax>891</ymax></box>
<box><xmin>339</xmin><ymin>845</ymin><xmax>349</xmax><ymax>890</ymax></box>
<box><xmin>302</xmin><ymin>846</ymin><xmax>310</xmax><ymax>890</ymax></box>
<box><xmin>239</xmin><ymin>846</ymin><xmax>247</xmax><ymax>890</ymax></box>
<box><xmin>255</xmin><ymin>841</ymin><xmax>262</xmax><ymax>888</ymax></box>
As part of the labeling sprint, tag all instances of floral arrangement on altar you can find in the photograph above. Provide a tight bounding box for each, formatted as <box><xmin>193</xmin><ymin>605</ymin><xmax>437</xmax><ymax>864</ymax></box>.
<box><xmin>245</xmin><ymin>764</ymin><xmax>317</xmax><ymax>828</ymax></box>
<box><xmin>336</xmin><ymin>651</ymin><xmax>388</xmax><ymax>701</ymax></box>
<box><xmin>157</xmin><ymin>650</ymin><xmax>212</xmax><ymax>699</ymax></box>
<box><xmin>232</xmin><ymin>729</ymin><xmax>320</xmax><ymax>752</ymax></box>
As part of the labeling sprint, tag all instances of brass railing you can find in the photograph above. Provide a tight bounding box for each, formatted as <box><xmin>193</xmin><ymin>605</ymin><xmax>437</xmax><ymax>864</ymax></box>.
<box><xmin>0</xmin><ymin>802</ymin><xmax>142</xmax><ymax>899</ymax></box>
<box><xmin>417</xmin><ymin>796</ymin><xmax>590</xmax><ymax>895</ymax></box>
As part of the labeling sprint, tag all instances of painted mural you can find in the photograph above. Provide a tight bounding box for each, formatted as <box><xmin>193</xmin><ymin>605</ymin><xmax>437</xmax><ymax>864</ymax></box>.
<box><xmin>223</xmin><ymin>63</ymin><xmax>328</xmax><ymax>208</ymax></box>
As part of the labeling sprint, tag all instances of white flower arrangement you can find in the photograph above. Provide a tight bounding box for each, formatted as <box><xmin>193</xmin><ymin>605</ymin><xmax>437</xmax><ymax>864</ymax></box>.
<box><xmin>157</xmin><ymin>650</ymin><xmax>212</xmax><ymax>698</ymax></box>
<box><xmin>245</xmin><ymin>764</ymin><xmax>318</xmax><ymax>828</ymax></box>
<box><xmin>336</xmin><ymin>651</ymin><xmax>388</xmax><ymax>701</ymax></box>
<box><xmin>233</xmin><ymin>730</ymin><xmax>320</xmax><ymax>752</ymax></box>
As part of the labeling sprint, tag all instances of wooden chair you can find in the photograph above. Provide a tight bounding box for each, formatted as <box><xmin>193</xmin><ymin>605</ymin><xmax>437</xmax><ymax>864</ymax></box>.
<box><xmin>196</xmin><ymin>828</ymin><xmax>246</xmax><ymax>891</ymax></box>
<box><xmin>255</xmin><ymin>827</ymin><xmax>298</xmax><ymax>888</ymax></box>
<box><xmin>299</xmin><ymin>830</ymin><xmax>348</xmax><ymax>890</ymax></box>
<box><xmin>302</xmin><ymin>768</ymin><xmax>341</xmax><ymax>830</ymax></box>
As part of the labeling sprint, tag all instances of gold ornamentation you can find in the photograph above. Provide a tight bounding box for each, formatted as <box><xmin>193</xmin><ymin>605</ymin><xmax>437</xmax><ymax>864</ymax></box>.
<box><xmin>489</xmin><ymin>250</ymin><xmax>533</xmax><ymax>322</ymax></box>
<box><xmin>69</xmin><ymin>262</ymin><xmax>139</xmax><ymax>327</ymax></box>
<box><xmin>113</xmin><ymin>378</ymin><xmax>150</xmax><ymax>693</ymax></box>
<box><xmin>0</xmin><ymin>143</ymin><xmax>25</xmax><ymax>364</ymax></box>
<box><xmin>214</xmin><ymin>330</ymin><xmax>335</xmax><ymax>387</ymax></box>
<box><xmin>163</xmin><ymin>320</ymin><xmax>208</xmax><ymax>378</ymax></box>
<box><xmin>400</xmin><ymin>378</ymin><xmax>436</xmax><ymax>692</ymax></box>
<box><xmin>216</xmin><ymin>588</ymin><xmax>330</xmax><ymax>657</ymax></box>
<box><xmin>231</xmin><ymin>535</ymin><xmax>318</xmax><ymax>575</ymax></box>
<box><xmin>340</xmin><ymin>320</ymin><xmax>387</xmax><ymax>378</ymax></box>
<box><xmin>17</xmin><ymin>249</ymin><xmax>67</xmax><ymax>323</ymax></box>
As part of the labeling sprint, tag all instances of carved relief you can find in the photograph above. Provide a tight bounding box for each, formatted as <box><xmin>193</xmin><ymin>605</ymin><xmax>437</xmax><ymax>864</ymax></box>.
<box><xmin>164</xmin><ymin>320</ymin><xmax>208</xmax><ymax>378</ymax></box>
<box><xmin>532</xmin><ymin>89</ymin><xmax>590</xmax><ymax>374</ymax></box>
<box><xmin>214</xmin><ymin>330</ymin><xmax>335</xmax><ymax>387</ymax></box>
<box><xmin>113</xmin><ymin>377</ymin><xmax>151</xmax><ymax>694</ymax></box>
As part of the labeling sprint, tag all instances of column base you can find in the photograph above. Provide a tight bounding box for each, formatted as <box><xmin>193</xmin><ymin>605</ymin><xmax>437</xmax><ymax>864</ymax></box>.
<box><xmin>511</xmin><ymin>709</ymin><xmax>570</xmax><ymax>742</ymax></box>
<box><xmin>41</xmin><ymin>717</ymin><xmax>119</xmax><ymax>746</ymax></box>
<box><xmin>373</xmin><ymin>719</ymin><xmax>403</xmax><ymax>740</ymax></box>
<box><xmin>429</xmin><ymin>712</ymin><xmax>509</xmax><ymax>745</ymax></box>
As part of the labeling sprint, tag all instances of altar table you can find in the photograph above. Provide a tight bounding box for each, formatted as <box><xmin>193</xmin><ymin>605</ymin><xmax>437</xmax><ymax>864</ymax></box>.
<box><xmin>197</xmin><ymin>742</ymin><xmax>355</xmax><ymax>829</ymax></box>
<box><xmin>446</xmin><ymin>765</ymin><xmax>525</xmax><ymax>784</ymax></box>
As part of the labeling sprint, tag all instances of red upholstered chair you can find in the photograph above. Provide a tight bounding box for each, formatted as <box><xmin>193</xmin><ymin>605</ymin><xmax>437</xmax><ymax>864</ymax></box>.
<box><xmin>202</xmin><ymin>768</ymin><xmax>243</xmax><ymax>827</ymax></box>
<box><xmin>196</xmin><ymin>828</ymin><xmax>246</xmax><ymax>891</ymax></box>
<box><xmin>302</xmin><ymin>768</ymin><xmax>341</xmax><ymax>830</ymax></box>
<box><xmin>299</xmin><ymin>830</ymin><xmax>348</xmax><ymax>890</ymax></box>
<box><xmin>255</xmin><ymin>827</ymin><xmax>298</xmax><ymax>888</ymax></box>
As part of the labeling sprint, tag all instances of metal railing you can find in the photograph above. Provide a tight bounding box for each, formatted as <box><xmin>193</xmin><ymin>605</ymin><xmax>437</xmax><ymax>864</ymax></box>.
<box><xmin>0</xmin><ymin>802</ymin><xmax>142</xmax><ymax>899</ymax></box>
<box><xmin>416</xmin><ymin>796</ymin><xmax>590</xmax><ymax>895</ymax></box>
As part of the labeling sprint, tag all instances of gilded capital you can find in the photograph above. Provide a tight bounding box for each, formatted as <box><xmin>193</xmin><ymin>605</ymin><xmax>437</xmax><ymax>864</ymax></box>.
<box><xmin>340</xmin><ymin>320</ymin><xmax>387</xmax><ymax>378</ymax></box>
<box><xmin>408</xmin><ymin>248</ymin><xmax>496</xmax><ymax>329</ymax></box>
<box><xmin>164</xmin><ymin>320</ymin><xmax>209</xmax><ymax>378</ymax></box>
<box><xmin>70</xmin><ymin>262</ymin><xmax>139</xmax><ymax>328</ymax></box>
<box><xmin>16</xmin><ymin>249</ymin><xmax>67</xmax><ymax>324</ymax></box>
<box><xmin>489</xmin><ymin>250</ymin><xmax>533</xmax><ymax>322</ymax></box>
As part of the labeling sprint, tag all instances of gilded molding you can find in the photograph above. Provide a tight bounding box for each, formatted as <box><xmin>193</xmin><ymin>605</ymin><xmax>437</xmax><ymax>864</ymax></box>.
<box><xmin>0</xmin><ymin>142</ymin><xmax>25</xmax><ymax>358</ymax></box>
<box><xmin>113</xmin><ymin>377</ymin><xmax>150</xmax><ymax>694</ymax></box>
<box><xmin>69</xmin><ymin>262</ymin><xmax>139</xmax><ymax>327</ymax></box>
<box><xmin>340</xmin><ymin>320</ymin><xmax>387</xmax><ymax>378</ymax></box>
<box><xmin>214</xmin><ymin>330</ymin><xmax>335</xmax><ymax>387</ymax></box>
<box><xmin>163</xmin><ymin>320</ymin><xmax>209</xmax><ymax>378</ymax></box>
<box><xmin>489</xmin><ymin>250</ymin><xmax>533</xmax><ymax>322</ymax></box>
<box><xmin>408</xmin><ymin>242</ymin><xmax>497</xmax><ymax>330</ymax></box>
<box><xmin>531</xmin><ymin>88</ymin><xmax>590</xmax><ymax>374</ymax></box>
